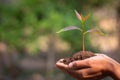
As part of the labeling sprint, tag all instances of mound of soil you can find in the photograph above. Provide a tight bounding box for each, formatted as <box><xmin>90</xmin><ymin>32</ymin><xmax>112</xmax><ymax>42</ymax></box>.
<box><xmin>62</xmin><ymin>51</ymin><xmax>95</xmax><ymax>65</ymax></box>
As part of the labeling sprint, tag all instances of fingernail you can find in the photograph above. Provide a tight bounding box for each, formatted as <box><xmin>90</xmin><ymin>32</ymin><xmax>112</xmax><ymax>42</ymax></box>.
<box><xmin>68</xmin><ymin>62</ymin><xmax>76</xmax><ymax>69</ymax></box>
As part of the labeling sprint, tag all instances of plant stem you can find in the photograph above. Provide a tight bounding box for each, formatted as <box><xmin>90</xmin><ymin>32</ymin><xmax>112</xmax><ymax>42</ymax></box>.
<box><xmin>82</xmin><ymin>23</ymin><xmax>85</xmax><ymax>52</ymax></box>
<box><xmin>82</xmin><ymin>30</ymin><xmax>85</xmax><ymax>52</ymax></box>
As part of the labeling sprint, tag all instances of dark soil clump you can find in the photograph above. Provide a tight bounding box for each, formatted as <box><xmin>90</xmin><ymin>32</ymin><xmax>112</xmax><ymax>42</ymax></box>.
<box><xmin>63</xmin><ymin>51</ymin><xmax>95</xmax><ymax>65</ymax></box>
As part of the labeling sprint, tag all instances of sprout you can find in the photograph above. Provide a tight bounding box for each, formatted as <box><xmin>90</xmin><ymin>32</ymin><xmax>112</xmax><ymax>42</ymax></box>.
<box><xmin>57</xmin><ymin>10</ymin><xmax>105</xmax><ymax>52</ymax></box>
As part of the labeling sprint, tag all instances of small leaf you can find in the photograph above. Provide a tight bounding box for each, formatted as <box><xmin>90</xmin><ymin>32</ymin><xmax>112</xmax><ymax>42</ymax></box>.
<box><xmin>56</xmin><ymin>29</ymin><xmax>64</xmax><ymax>33</ymax></box>
<box><xmin>84</xmin><ymin>28</ymin><xmax>105</xmax><ymax>36</ymax></box>
<box><xmin>82</xmin><ymin>14</ymin><xmax>89</xmax><ymax>23</ymax></box>
<box><xmin>75</xmin><ymin>10</ymin><xmax>82</xmax><ymax>21</ymax></box>
<box><xmin>57</xmin><ymin>26</ymin><xmax>81</xmax><ymax>33</ymax></box>
<box><xmin>64</xmin><ymin>26</ymin><xmax>80</xmax><ymax>31</ymax></box>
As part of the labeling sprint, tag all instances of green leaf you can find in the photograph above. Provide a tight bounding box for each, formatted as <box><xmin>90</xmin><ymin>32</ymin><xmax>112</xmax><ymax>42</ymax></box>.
<box><xmin>57</xmin><ymin>26</ymin><xmax>82</xmax><ymax>33</ymax></box>
<box><xmin>75</xmin><ymin>10</ymin><xmax>82</xmax><ymax>21</ymax></box>
<box><xmin>84</xmin><ymin>28</ymin><xmax>106</xmax><ymax>36</ymax></box>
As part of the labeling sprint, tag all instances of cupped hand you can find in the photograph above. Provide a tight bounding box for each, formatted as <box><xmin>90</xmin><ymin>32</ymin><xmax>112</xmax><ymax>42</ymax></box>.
<box><xmin>56</xmin><ymin>54</ymin><xmax>118</xmax><ymax>80</ymax></box>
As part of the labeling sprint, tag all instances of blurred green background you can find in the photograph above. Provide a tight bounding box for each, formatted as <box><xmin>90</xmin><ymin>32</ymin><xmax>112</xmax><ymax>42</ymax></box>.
<box><xmin>0</xmin><ymin>0</ymin><xmax>120</xmax><ymax>80</ymax></box>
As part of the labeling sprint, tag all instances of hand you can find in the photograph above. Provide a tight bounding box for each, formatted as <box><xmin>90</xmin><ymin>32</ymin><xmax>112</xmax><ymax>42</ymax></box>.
<box><xmin>56</xmin><ymin>54</ymin><xmax>120</xmax><ymax>80</ymax></box>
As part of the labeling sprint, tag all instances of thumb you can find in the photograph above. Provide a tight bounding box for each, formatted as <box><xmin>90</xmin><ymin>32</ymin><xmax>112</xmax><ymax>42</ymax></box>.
<box><xmin>68</xmin><ymin>59</ymin><xmax>90</xmax><ymax>70</ymax></box>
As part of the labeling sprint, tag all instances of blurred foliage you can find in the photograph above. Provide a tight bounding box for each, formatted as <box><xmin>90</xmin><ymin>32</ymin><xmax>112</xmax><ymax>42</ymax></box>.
<box><xmin>0</xmin><ymin>0</ymin><xmax>116</xmax><ymax>80</ymax></box>
<box><xmin>0</xmin><ymin>0</ymin><xmax>111</xmax><ymax>53</ymax></box>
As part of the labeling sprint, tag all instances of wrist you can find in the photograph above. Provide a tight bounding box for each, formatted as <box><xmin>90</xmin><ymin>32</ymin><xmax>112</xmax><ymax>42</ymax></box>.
<box><xmin>109</xmin><ymin>61</ymin><xmax>120</xmax><ymax>80</ymax></box>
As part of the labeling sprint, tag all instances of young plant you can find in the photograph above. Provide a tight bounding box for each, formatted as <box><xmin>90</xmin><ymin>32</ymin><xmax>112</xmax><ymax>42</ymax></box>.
<box><xmin>57</xmin><ymin>10</ymin><xmax>105</xmax><ymax>52</ymax></box>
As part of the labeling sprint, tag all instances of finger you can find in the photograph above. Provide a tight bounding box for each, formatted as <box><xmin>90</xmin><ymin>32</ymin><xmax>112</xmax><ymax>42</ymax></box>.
<box><xmin>67</xmin><ymin>68</ymin><xmax>103</xmax><ymax>80</ymax></box>
<box><xmin>56</xmin><ymin>60</ymin><xmax>68</xmax><ymax>69</ymax></box>
<box><xmin>80</xmin><ymin>68</ymin><xmax>103</xmax><ymax>80</ymax></box>
<box><xmin>80</xmin><ymin>68</ymin><xmax>102</xmax><ymax>78</ymax></box>
<box><xmin>68</xmin><ymin>59</ymin><xmax>90</xmax><ymax>70</ymax></box>
<box><xmin>56</xmin><ymin>60</ymin><xmax>69</xmax><ymax>73</ymax></box>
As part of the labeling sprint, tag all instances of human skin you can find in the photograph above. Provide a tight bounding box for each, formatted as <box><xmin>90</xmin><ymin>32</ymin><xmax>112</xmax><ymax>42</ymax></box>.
<box><xmin>56</xmin><ymin>54</ymin><xmax>120</xmax><ymax>80</ymax></box>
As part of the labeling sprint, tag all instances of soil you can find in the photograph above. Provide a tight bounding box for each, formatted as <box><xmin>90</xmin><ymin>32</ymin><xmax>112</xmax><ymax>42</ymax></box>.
<box><xmin>62</xmin><ymin>51</ymin><xmax>95</xmax><ymax>65</ymax></box>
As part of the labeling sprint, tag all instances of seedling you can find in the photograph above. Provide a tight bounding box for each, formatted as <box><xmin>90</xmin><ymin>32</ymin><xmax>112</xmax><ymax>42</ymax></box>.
<box><xmin>57</xmin><ymin>10</ymin><xmax>105</xmax><ymax>52</ymax></box>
